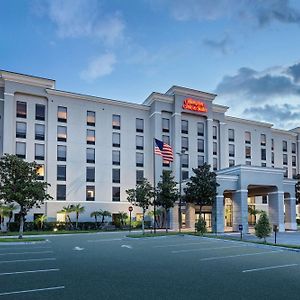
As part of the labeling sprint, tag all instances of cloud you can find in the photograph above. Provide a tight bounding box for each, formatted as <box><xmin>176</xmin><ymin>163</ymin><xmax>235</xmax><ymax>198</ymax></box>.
<box><xmin>203</xmin><ymin>35</ymin><xmax>232</xmax><ymax>55</ymax></box>
<box><xmin>287</xmin><ymin>62</ymin><xmax>300</xmax><ymax>83</ymax></box>
<box><xmin>80</xmin><ymin>53</ymin><xmax>116</xmax><ymax>81</ymax></box>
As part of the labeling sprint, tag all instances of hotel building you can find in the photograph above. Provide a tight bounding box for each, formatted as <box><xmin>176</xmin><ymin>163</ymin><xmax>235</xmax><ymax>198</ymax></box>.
<box><xmin>0</xmin><ymin>70</ymin><xmax>298</xmax><ymax>232</ymax></box>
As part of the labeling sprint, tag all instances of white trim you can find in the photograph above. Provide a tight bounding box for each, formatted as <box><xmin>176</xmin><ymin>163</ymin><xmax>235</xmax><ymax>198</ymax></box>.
<box><xmin>172</xmin><ymin>112</ymin><xmax>181</xmax><ymax>117</ymax></box>
<box><xmin>268</xmin><ymin>191</ymin><xmax>284</xmax><ymax>195</ymax></box>
<box><xmin>4</xmin><ymin>92</ymin><xmax>14</xmax><ymax>96</ymax></box>
<box><xmin>206</xmin><ymin>118</ymin><xmax>213</xmax><ymax>122</ymax></box>
<box><xmin>235</xmin><ymin>189</ymin><xmax>248</xmax><ymax>193</ymax></box>
<box><xmin>225</xmin><ymin>115</ymin><xmax>273</xmax><ymax>128</ymax></box>
<box><xmin>149</xmin><ymin>111</ymin><xmax>161</xmax><ymax>118</ymax></box>
<box><xmin>166</xmin><ymin>85</ymin><xmax>217</xmax><ymax>100</ymax></box>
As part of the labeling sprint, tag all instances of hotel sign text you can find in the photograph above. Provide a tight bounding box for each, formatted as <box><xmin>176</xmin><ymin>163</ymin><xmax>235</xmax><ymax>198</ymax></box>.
<box><xmin>182</xmin><ymin>98</ymin><xmax>207</xmax><ymax>113</ymax></box>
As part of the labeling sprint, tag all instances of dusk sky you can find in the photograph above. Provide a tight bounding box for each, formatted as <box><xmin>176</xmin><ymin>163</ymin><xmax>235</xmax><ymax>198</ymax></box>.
<box><xmin>1</xmin><ymin>0</ymin><xmax>300</xmax><ymax>129</ymax></box>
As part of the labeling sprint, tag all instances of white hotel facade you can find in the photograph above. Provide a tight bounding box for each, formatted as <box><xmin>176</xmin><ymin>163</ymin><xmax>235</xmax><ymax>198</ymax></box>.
<box><xmin>0</xmin><ymin>70</ymin><xmax>298</xmax><ymax>233</ymax></box>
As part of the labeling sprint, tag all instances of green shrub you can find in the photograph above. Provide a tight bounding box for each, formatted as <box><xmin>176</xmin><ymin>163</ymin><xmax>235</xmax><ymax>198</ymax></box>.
<box><xmin>255</xmin><ymin>211</ymin><xmax>271</xmax><ymax>243</ymax></box>
<box><xmin>195</xmin><ymin>217</ymin><xmax>207</xmax><ymax>235</ymax></box>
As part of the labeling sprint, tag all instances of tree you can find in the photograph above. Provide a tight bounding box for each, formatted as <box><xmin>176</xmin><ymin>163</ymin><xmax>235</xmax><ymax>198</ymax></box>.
<box><xmin>295</xmin><ymin>174</ymin><xmax>300</xmax><ymax>204</ymax></box>
<box><xmin>0</xmin><ymin>154</ymin><xmax>52</xmax><ymax>238</ymax></box>
<box><xmin>248</xmin><ymin>206</ymin><xmax>263</xmax><ymax>224</ymax></box>
<box><xmin>156</xmin><ymin>170</ymin><xmax>178</xmax><ymax>232</ymax></box>
<box><xmin>58</xmin><ymin>205</ymin><xmax>74</xmax><ymax>229</ymax></box>
<box><xmin>126</xmin><ymin>178</ymin><xmax>154</xmax><ymax>235</ymax></box>
<box><xmin>254</xmin><ymin>211</ymin><xmax>272</xmax><ymax>243</ymax></box>
<box><xmin>195</xmin><ymin>217</ymin><xmax>207</xmax><ymax>235</ymax></box>
<box><xmin>184</xmin><ymin>164</ymin><xmax>219</xmax><ymax>213</ymax></box>
<box><xmin>118</xmin><ymin>211</ymin><xmax>128</xmax><ymax>227</ymax></box>
<box><xmin>99</xmin><ymin>210</ymin><xmax>111</xmax><ymax>225</ymax></box>
<box><xmin>90</xmin><ymin>211</ymin><xmax>101</xmax><ymax>228</ymax></box>
<box><xmin>72</xmin><ymin>204</ymin><xmax>85</xmax><ymax>229</ymax></box>
<box><xmin>0</xmin><ymin>203</ymin><xmax>11</xmax><ymax>232</ymax></box>
<box><xmin>34</xmin><ymin>214</ymin><xmax>47</xmax><ymax>230</ymax></box>
<box><xmin>6</xmin><ymin>203</ymin><xmax>17</xmax><ymax>232</ymax></box>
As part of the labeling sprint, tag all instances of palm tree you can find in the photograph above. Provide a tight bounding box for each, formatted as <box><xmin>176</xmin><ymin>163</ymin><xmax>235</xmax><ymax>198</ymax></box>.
<box><xmin>90</xmin><ymin>211</ymin><xmax>101</xmax><ymax>229</ymax></box>
<box><xmin>0</xmin><ymin>204</ymin><xmax>10</xmax><ymax>232</ymax></box>
<box><xmin>118</xmin><ymin>211</ymin><xmax>128</xmax><ymax>227</ymax></box>
<box><xmin>73</xmin><ymin>204</ymin><xmax>85</xmax><ymax>229</ymax></box>
<box><xmin>58</xmin><ymin>205</ymin><xmax>74</xmax><ymax>229</ymax></box>
<box><xmin>34</xmin><ymin>215</ymin><xmax>47</xmax><ymax>230</ymax></box>
<box><xmin>99</xmin><ymin>210</ymin><xmax>111</xmax><ymax>225</ymax></box>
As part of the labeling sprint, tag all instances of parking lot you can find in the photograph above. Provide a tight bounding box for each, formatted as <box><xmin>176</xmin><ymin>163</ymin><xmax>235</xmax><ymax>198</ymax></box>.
<box><xmin>1</xmin><ymin>232</ymin><xmax>300</xmax><ymax>299</ymax></box>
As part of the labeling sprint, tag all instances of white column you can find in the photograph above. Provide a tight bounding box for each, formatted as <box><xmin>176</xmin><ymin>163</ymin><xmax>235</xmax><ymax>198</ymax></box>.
<box><xmin>170</xmin><ymin>204</ymin><xmax>179</xmax><ymax>230</ymax></box>
<box><xmin>219</xmin><ymin>122</ymin><xmax>228</xmax><ymax>169</ymax></box>
<box><xmin>214</xmin><ymin>195</ymin><xmax>224</xmax><ymax>233</ymax></box>
<box><xmin>3</xmin><ymin>93</ymin><xmax>15</xmax><ymax>154</ymax></box>
<box><xmin>185</xmin><ymin>203</ymin><xmax>195</xmax><ymax>229</ymax></box>
<box><xmin>232</xmin><ymin>190</ymin><xmax>248</xmax><ymax>233</ymax></box>
<box><xmin>206</xmin><ymin>118</ymin><xmax>213</xmax><ymax>168</ymax></box>
<box><xmin>284</xmin><ymin>197</ymin><xmax>297</xmax><ymax>230</ymax></box>
<box><xmin>171</xmin><ymin>113</ymin><xmax>182</xmax><ymax>183</ymax></box>
<box><xmin>268</xmin><ymin>191</ymin><xmax>285</xmax><ymax>232</ymax></box>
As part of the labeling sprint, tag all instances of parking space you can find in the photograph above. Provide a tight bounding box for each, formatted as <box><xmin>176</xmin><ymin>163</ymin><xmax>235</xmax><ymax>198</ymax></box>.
<box><xmin>1</xmin><ymin>233</ymin><xmax>300</xmax><ymax>299</ymax></box>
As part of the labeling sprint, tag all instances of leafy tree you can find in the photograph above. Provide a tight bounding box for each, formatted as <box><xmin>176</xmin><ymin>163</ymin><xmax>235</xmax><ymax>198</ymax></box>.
<box><xmin>0</xmin><ymin>203</ymin><xmax>11</xmax><ymax>232</ymax></box>
<box><xmin>90</xmin><ymin>211</ymin><xmax>101</xmax><ymax>228</ymax></box>
<box><xmin>72</xmin><ymin>204</ymin><xmax>85</xmax><ymax>229</ymax></box>
<box><xmin>6</xmin><ymin>203</ymin><xmax>17</xmax><ymax>232</ymax></box>
<box><xmin>126</xmin><ymin>178</ymin><xmax>154</xmax><ymax>235</ymax></box>
<box><xmin>156</xmin><ymin>170</ymin><xmax>178</xmax><ymax>232</ymax></box>
<box><xmin>34</xmin><ymin>214</ymin><xmax>47</xmax><ymax>230</ymax></box>
<box><xmin>254</xmin><ymin>211</ymin><xmax>272</xmax><ymax>243</ymax></box>
<box><xmin>184</xmin><ymin>164</ymin><xmax>219</xmax><ymax>213</ymax></box>
<box><xmin>99</xmin><ymin>210</ymin><xmax>111</xmax><ymax>225</ymax></box>
<box><xmin>0</xmin><ymin>154</ymin><xmax>52</xmax><ymax>238</ymax></box>
<box><xmin>118</xmin><ymin>211</ymin><xmax>128</xmax><ymax>227</ymax></box>
<box><xmin>295</xmin><ymin>174</ymin><xmax>300</xmax><ymax>204</ymax></box>
<box><xmin>195</xmin><ymin>216</ymin><xmax>207</xmax><ymax>235</ymax></box>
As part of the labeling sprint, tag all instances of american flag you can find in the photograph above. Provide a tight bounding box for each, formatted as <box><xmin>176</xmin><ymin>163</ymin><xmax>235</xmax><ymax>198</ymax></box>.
<box><xmin>154</xmin><ymin>138</ymin><xmax>174</xmax><ymax>162</ymax></box>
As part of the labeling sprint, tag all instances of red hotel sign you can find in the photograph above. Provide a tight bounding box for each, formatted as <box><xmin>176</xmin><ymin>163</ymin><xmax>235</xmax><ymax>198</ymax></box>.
<box><xmin>182</xmin><ymin>98</ymin><xmax>207</xmax><ymax>113</ymax></box>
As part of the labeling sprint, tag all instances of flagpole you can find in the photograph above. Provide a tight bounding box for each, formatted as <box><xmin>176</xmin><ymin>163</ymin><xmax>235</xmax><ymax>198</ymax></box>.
<box><xmin>153</xmin><ymin>138</ymin><xmax>156</xmax><ymax>234</ymax></box>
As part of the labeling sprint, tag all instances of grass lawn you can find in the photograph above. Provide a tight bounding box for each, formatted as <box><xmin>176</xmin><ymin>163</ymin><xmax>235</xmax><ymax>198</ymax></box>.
<box><xmin>0</xmin><ymin>237</ymin><xmax>46</xmax><ymax>242</ymax></box>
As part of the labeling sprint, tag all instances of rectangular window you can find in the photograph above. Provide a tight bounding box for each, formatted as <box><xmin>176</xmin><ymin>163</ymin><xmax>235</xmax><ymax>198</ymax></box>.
<box><xmin>292</xmin><ymin>156</ymin><xmax>296</xmax><ymax>167</ymax></box>
<box><xmin>35</xmin><ymin>104</ymin><xmax>45</xmax><ymax>121</ymax></box>
<box><xmin>245</xmin><ymin>146</ymin><xmax>251</xmax><ymax>159</ymax></box>
<box><xmin>197</xmin><ymin>122</ymin><xmax>204</xmax><ymax>136</ymax></box>
<box><xmin>213</xmin><ymin>126</ymin><xmax>217</xmax><ymax>140</ymax></box>
<box><xmin>136</xmin><ymin>118</ymin><xmax>144</xmax><ymax>133</ymax></box>
<box><xmin>87</xmin><ymin>111</ymin><xmax>95</xmax><ymax>126</ymax></box>
<box><xmin>271</xmin><ymin>139</ymin><xmax>274</xmax><ymax>151</ymax></box>
<box><xmin>57</xmin><ymin>126</ymin><xmax>67</xmax><ymax>142</ymax></box>
<box><xmin>162</xmin><ymin>118</ymin><xmax>170</xmax><ymax>133</ymax></box>
<box><xmin>57</xmin><ymin>145</ymin><xmax>67</xmax><ymax>161</ymax></box>
<box><xmin>293</xmin><ymin>168</ymin><xmax>297</xmax><ymax>179</ymax></box>
<box><xmin>112</xmin><ymin>150</ymin><xmax>120</xmax><ymax>165</ymax></box>
<box><xmin>181</xmin><ymin>137</ymin><xmax>188</xmax><ymax>151</ymax></box>
<box><xmin>16</xmin><ymin>122</ymin><xmax>26</xmax><ymax>138</ymax></box>
<box><xmin>112</xmin><ymin>169</ymin><xmax>120</xmax><ymax>183</ymax></box>
<box><xmin>35</xmin><ymin>124</ymin><xmax>45</xmax><ymax>140</ymax></box>
<box><xmin>292</xmin><ymin>143</ymin><xmax>296</xmax><ymax>154</ymax></box>
<box><xmin>271</xmin><ymin>152</ymin><xmax>274</xmax><ymax>164</ymax></box>
<box><xmin>262</xmin><ymin>196</ymin><xmax>268</xmax><ymax>204</ymax></box>
<box><xmin>162</xmin><ymin>135</ymin><xmax>170</xmax><ymax>145</ymax></box>
<box><xmin>112</xmin><ymin>187</ymin><xmax>120</xmax><ymax>202</ymax></box>
<box><xmin>246</xmin><ymin>161</ymin><xmax>251</xmax><ymax>166</ymax></box>
<box><xmin>136</xmin><ymin>136</ymin><xmax>144</xmax><ymax>150</ymax></box>
<box><xmin>228</xmin><ymin>129</ymin><xmax>234</xmax><ymax>142</ymax></box>
<box><xmin>283</xmin><ymin>141</ymin><xmax>287</xmax><ymax>152</ymax></box>
<box><xmin>112</xmin><ymin>114</ymin><xmax>121</xmax><ymax>130</ymax></box>
<box><xmin>198</xmin><ymin>139</ymin><xmax>204</xmax><ymax>152</ymax></box>
<box><xmin>112</xmin><ymin>132</ymin><xmax>120</xmax><ymax>147</ymax></box>
<box><xmin>229</xmin><ymin>144</ymin><xmax>235</xmax><ymax>157</ymax></box>
<box><xmin>86</xmin><ymin>186</ymin><xmax>95</xmax><ymax>201</ymax></box>
<box><xmin>283</xmin><ymin>154</ymin><xmax>288</xmax><ymax>165</ymax></box>
<box><xmin>57</xmin><ymin>165</ymin><xmax>66</xmax><ymax>181</ymax></box>
<box><xmin>181</xmin><ymin>120</ymin><xmax>188</xmax><ymax>134</ymax></box>
<box><xmin>245</xmin><ymin>131</ymin><xmax>251</xmax><ymax>144</ymax></box>
<box><xmin>16</xmin><ymin>142</ymin><xmax>26</xmax><ymax>159</ymax></box>
<box><xmin>261</xmin><ymin>134</ymin><xmax>266</xmax><ymax>146</ymax></box>
<box><xmin>57</xmin><ymin>184</ymin><xmax>66</xmax><ymax>200</ymax></box>
<box><xmin>261</xmin><ymin>148</ymin><xmax>266</xmax><ymax>161</ymax></box>
<box><xmin>36</xmin><ymin>165</ymin><xmax>45</xmax><ymax>180</ymax></box>
<box><xmin>35</xmin><ymin>144</ymin><xmax>45</xmax><ymax>160</ymax></box>
<box><xmin>182</xmin><ymin>171</ymin><xmax>189</xmax><ymax>180</ymax></box>
<box><xmin>229</xmin><ymin>159</ymin><xmax>235</xmax><ymax>167</ymax></box>
<box><xmin>213</xmin><ymin>142</ymin><xmax>217</xmax><ymax>155</ymax></box>
<box><xmin>16</xmin><ymin>101</ymin><xmax>27</xmax><ymax>118</ymax></box>
<box><xmin>261</xmin><ymin>163</ymin><xmax>267</xmax><ymax>167</ymax></box>
<box><xmin>136</xmin><ymin>170</ymin><xmax>144</xmax><ymax>184</ymax></box>
<box><xmin>86</xmin><ymin>167</ymin><xmax>95</xmax><ymax>182</ymax></box>
<box><xmin>182</xmin><ymin>154</ymin><xmax>189</xmax><ymax>168</ymax></box>
<box><xmin>136</xmin><ymin>152</ymin><xmax>144</xmax><ymax>167</ymax></box>
<box><xmin>198</xmin><ymin>155</ymin><xmax>204</xmax><ymax>168</ymax></box>
<box><xmin>57</xmin><ymin>106</ymin><xmax>67</xmax><ymax>123</ymax></box>
<box><xmin>213</xmin><ymin>158</ymin><xmax>218</xmax><ymax>171</ymax></box>
<box><xmin>284</xmin><ymin>167</ymin><xmax>288</xmax><ymax>178</ymax></box>
<box><xmin>87</xmin><ymin>129</ymin><xmax>95</xmax><ymax>145</ymax></box>
<box><xmin>86</xmin><ymin>148</ymin><xmax>95</xmax><ymax>163</ymax></box>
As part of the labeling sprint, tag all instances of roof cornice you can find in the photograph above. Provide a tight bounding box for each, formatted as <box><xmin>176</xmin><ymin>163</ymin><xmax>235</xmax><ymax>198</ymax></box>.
<box><xmin>271</xmin><ymin>128</ymin><xmax>297</xmax><ymax>137</ymax></box>
<box><xmin>166</xmin><ymin>85</ymin><xmax>217</xmax><ymax>101</ymax></box>
<box><xmin>143</xmin><ymin>92</ymin><xmax>173</xmax><ymax>106</ymax></box>
<box><xmin>225</xmin><ymin>115</ymin><xmax>273</xmax><ymax>128</ymax></box>
<box><xmin>212</xmin><ymin>104</ymin><xmax>229</xmax><ymax>113</ymax></box>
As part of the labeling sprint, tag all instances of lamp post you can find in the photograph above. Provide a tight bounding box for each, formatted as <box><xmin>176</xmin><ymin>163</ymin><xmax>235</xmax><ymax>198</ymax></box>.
<box><xmin>176</xmin><ymin>149</ymin><xmax>186</xmax><ymax>233</ymax></box>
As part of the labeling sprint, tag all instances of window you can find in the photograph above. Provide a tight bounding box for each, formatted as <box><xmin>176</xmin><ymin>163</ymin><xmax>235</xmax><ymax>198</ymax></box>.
<box><xmin>86</xmin><ymin>148</ymin><xmax>95</xmax><ymax>163</ymax></box>
<box><xmin>0</xmin><ymin>87</ymin><xmax>3</xmax><ymax>99</ymax></box>
<box><xmin>198</xmin><ymin>155</ymin><xmax>204</xmax><ymax>168</ymax></box>
<box><xmin>112</xmin><ymin>132</ymin><xmax>120</xmax><ymax>147</ymax></box>
<box><xmin>16</xmin><ymin>122</ymin><xmax>26</xmax><ymax>138</ymax></box>
<box><xmin>229</xmin><ymin>144</ymin><xmax>235</xmax><ymax>157</ymax></box>
<box><xmin>35</xmin><ymin>144</ymin><xmax>45</xmax><ymax>160</ymax></box>
<box><xmin>293</xmin><ymin>168</ymin><xmax>297</xmax><ymax>179</ymax></box>
<box><xmin>271</xmin><ymin>152</ymin><xmax>274</xmax><ymax>164</ymax></box>
<box><xmin>182</xmin><ymin>171</ymin><xmax>189</xmax><ymax>180</ymax></box>
<box><xmin>182</xmin><ymin>154</ymin><xmax>189</xmax><ymax>168</ymax></box>
<box><xmin>181</xmin><ymin>120</ymin><xmax>188</xmax><ymax>134</ymax></box>
<box><xmin>181</xmin><ymin>137</ymin><xmax>188</xmax><ymax>151</ymax></box>
<box><xmin>16</xmin><ymin>101</ymin><xmax>26</xmax><ymax>118</ymax></box>
<box><xmin>162</xmin><ymin>118</ymin><xmax>170</xmax><ymax>133</ymax></box>
<box><xmin>87</xmin><ymin>129</ymin><xmax>95</xmax><ymax>145</ymax></box>
<box><xmin>136</xmin><ymin>136</ymin><xmax>144</xmax><ymax>150</ymax></box>
<box><xmin>86</xmin><ymin>186</ymin><xmax>95</xmax><ymax>201</ymax></box>
<box><xmin>36</xmin><ymin>165</ymin><xmax>45</xmax><ymax>180</ymax></box>
<box><xmin>262</xmin><ymin>196</ymin><xmax>268</xmax><ymax>204</ymax></box>
<box><xmin>57</xmin><ymin>185</ymin><xmax>66</xmax><ymax>200</ymax></box>
<box><xmin>198</xmin><ymin>139</ymin><xmax>204</xmax><ymax>152</ymax></box>
<box><xmin>112</xmin><ymin>114</ymin><xmax>121</xmax><ymax>130</ymax></box>
<box><xmin>245</xmin><ymin>146</ymin><xmax>251</xmax><ymax>159</ymax></box>
<box><xmin>246</xmin><ymin>161</ymin><xmax>251</xmax><ymax>166</ymax></box>
<box><xmin>228</xmin><ymin>129</ymin><xmax>234</xmax><ymax>142</ymax></box>
<box><xmin>57</xmin><ymin>126</ymin><xmax>67</xmax><ymax>142</ymax></box>
<box><xmin>213</xmin><ymin>126</ymin><xmax>217</xmax><ymax>140</ymax></box>
<box><xmin>57</xmin><ymin>165</ymin><xmax>66</xmax><ymax>181</ymax></box>
<box><xmin>112</xmin><ymin>169</ymin><xmax>120</xmax><ymax>183</ymax></box>
<box><xmin>292</xmin><ymin>156</ymin><xmax>296</xmax><ymax>167</ymax></box>
<box><xmin>35</xmin><ymin>104</ymin><xmax>45</xmax><ymax>121</ymax></box>
<box><xmin>284</xmin><ymin>167</ymin><xmax>288</xmax><ymax>178</ymax></box>
<box><xmin>261</xmin><ymin>163</ymin><xmax>266</xmax><ymax>167</ymax></box>
<box><xmin>283</xmin><ymin>154</ymin><xmax>288</xmax><ymax>165</ymax></box>
<box><xmin>245</xmin><ymin>131</ymin><xmax>251</xmax><ymax>144</ymax></box>
<box><xmin>57</xmin><ymin>145</ymin><xmax>66</xmax><ymax>161</ymax></box>
<box><xmin>213</xmin><ymin>158</ymin><xmax>218</xmax><ymax>171</ymax></box>
<box><xmin>16</xmin><ymin>142</ymin><xmax>26</xmax><ymax>158</ymax></box>
<box><xmin>136</xmin><ymin>118</ymin><xmax>144</xmax><ymax>133</ymax></box>
<box><xmin>87</xmin><ymin>111</ymin><xmax>95</xmax><ymax>126</ymax></box>
<box><xmin>261</xmin><ymin>148</ymin><xmax>266</xmax><ymax>161</ymax></box>
<box><xmin>136</xmin><ymin>152</ymin><xmax>144</xmax><ymax>167</ymax></box>
<box><xmin>112</xmin><ymin>187</ymin><xmax>120</xmax><ymax>202</ymax></box>
<box><xmin>283</xmin><ymin>141</ymin><xmax>287</xmax><ymax>152</ymax></box>
<box><xmin>35</xmin><ymin>124</ymin><xmax>45</xmax><ymax>140</ymax></box>
<box><xmin>86</xmin><ymin>167</ymin><xmax>95</xmax><ymax>182</ymax></box>
<box><xmin>197</xmin><ymin>122</ymin><xmax>204</xmax><ymax>136</ymax></box>
<box><xmin>261</xmin><ymin>134</ymin><xmax>266</xmax><ymax>146</ymax></box>
<box><xmin>271</xmin><ymin>139</ymin><xmax>274</xmax><ymax>151</ymax></box>
<box><xmin>112</xmin><ymin>150</ymin><xmax>120</xmax><ymax>165</ymax></box>
<box><xmin>162</xmin><ymin>135</ymin><xmax>170</xmax><ymax>145</ymax></box>
<box><xmin>292</xmin><ymin>143</ymin><xmax>296</xmax><ymax>154</ymax></box>
<box><xmin>57</xmin><ymin>106</ymin><xmax>67</xmax><ymax>122</ymax></box>
<box><xmin>136</xmin><ymin>170</ymin><xmax>144</xmax><ymax>184</ymax></box>
<box><xmin>229</xmin><ymin>159</ymin><xmax>235</xmax><ymax>167</ymax></box>
<box><xmin>213</xmin><ymin>142</ymin><xmax>217</xmax><ymax>155</ymax></box>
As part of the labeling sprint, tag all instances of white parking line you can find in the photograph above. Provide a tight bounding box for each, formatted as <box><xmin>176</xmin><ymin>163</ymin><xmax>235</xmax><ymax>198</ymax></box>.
<box><xmin>154</xmin><ymin>242</ymin><xmax>219</xmax><ymax>248</ymax></box>
<box><xmin>243</xmin><ymin>264</ymin><xmax>298</xmax><ymax>273</ymax></box>
<box><xmin>0</xmin><ymin>268</ymin><xmax>60</xmax><ymax>276</ymax></box>
<box><xmin>172</xmin><ymin>245</ymin><xmax>247</xmax><ymax>254</ymax></box>
<box><xmin>87</xmin><ymin>238</ymin><xmax>123</xmax><ymax>242</ymax></box>
<box><xmin>0</xmin><ymin>251</ymin><xmax>53</xmax><ymax>256</ymax></box>
<box><xmin>0</xmin><ymin>286</ymin><xmax>65</xmax><ymax>297</ymax></box>
<box><xmin>200</xmin><ymin>250</ymin><xmax>283</xmax><ymax>261</ymax></box>
<box><xmin>0</xmin><ymin>258</ymin><xmax>56</xmax><ymax>264</ymax></box>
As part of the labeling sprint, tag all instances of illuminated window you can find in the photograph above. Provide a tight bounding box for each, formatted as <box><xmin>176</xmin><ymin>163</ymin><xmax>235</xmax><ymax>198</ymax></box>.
<box><xmin>87</xmin><ymin>129</ymin><xmax>95</xmax><ymax>145</ymax></box>
<box><xmin>57</xmin><ymin>106</ymin><xmax>67</xmax><ymax>123</ymax></box>
<box><xmin>16</xmin><ymin>122</ymin><xmax>26</xmax><ymax>138</ymax></box>
<box><xmin>112</xmin><ymin>132</ymin><xmax>120</xmax><ymax>147</ymax></box>
<box><xmin>162</xmin><ymin>118</ymin><xmax>169</xmax><ymax>133</ymax></box>
<box><xmin>136</xmin><ymin>152</ymin><xmax>144</xmax><ymax>167</ymax></box>
<box><xmin>228</xmin><ymin>129</ymin><xmax>234</xmax><ymax>142</ymax></box>
<box><xmin>181</xmin><ymin>120</ymin><xmax>188</xmax><ymax>134</ymax></box>
<box><xmin>16</xmin><ymin>101</ymin><xmax>27</xmax><ymax>118</ymax></box>
<box><xmin>86</xmin><ymin>148</ymin><xmax>95</xmax><ymax>163</ymax></box>
<box><xmin>87</xmin><ymin>167</ymin><xmax>95</xmax><ymax>182</ymax></box>
<box><xmin>136</xmin><ymin>136</ymin><xmax>144</xmax><ymax>150</ymax></box>
<box><xmin>112</xmin><ymin>169</ymin><xmax>120</xmax><ymax>183</ymax></box>
<box><xmin>86</xmin><ymin>186</ymin><xmax>95</xmax><ymax>201</ymax></box>
<box><xmin>57</xmin><ymin>126</ymin><xmax>67</xmax><ymax>142</ymax></box>
<box><xmin>35</xmin><ymin>104</ymin><xmax>45</xmax><ymax>121</ymax></box>
<box><xmin>57</xmin><ymin>145</ymin><xmax>66</xmax><ymax>161</ymax></box>
<box><xmin>35</xmin><ymin>144</ymin><xmax>45</xmax><ymax>160</ymax></box>
<box><xmin>112</xmin><ymin>114</ymin><xmax>121</xmax><ymax>130</ymax></box>
<box><xmin>35</xmin><ymin>124</ymin><xmax>45</xmax><ymax>140</ymax></box>
<box><xmin>181</xmin><ymin>137</ymin><xmax>188</xmax><ymax>151</ymax></box>
<box><xmin>229</xmin><ymin>144</ymin><xmax>235</xmax><ymax>157</ymax></box>
<box><xmin>245</xmin><ymin>131</ymin><xmax>251</xmax><ymax>144</ymax></box>
<box><xmin>197</xmin><ymin>122</ymin><xmax>204</xmax><ymax>136</ymax></box>
<box><xmin>87</xmin><ymin>111</ymin><xmax>95</xmax><ymax>126</ymax></box>
<box><xmin>36</xmin><ymin>165</ymin><xmax>45</xmax><ymax>180</ymax></box>
<box><xmin>261</xmin><ymin>134</ymin><xmax>266</xmax><ymax>146</ymax></box>
<box><xmin>16</xmin><ymin>142</ymin><xmax>26</xmax><ymax>159</ymax></box>
<box><xmin>112</xmin><ymin>187</ymin><xmax>120</xmax><ymax>202</ymax></box>
<box><xmin>136</xmin><ymin>118</ymin><xmax>144</xmax><ymax>133</ymax></box>
<box><xmin>57</xmin><ymin>165</ymin><xmax>66</xmax><ymax>181</ymax></box>
<box><xmin>57</xmin><ymin>185</ymin><xmax>66</xmax><ymax>200</ymax></box>
<box><xmin>112</xmin><ymin>150</ymin><xmax>120</xmax><ymax>165</ymax></box>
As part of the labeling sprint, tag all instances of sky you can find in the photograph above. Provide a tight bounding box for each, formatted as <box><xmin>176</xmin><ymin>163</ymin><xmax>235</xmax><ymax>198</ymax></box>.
<box><xmin>1</xmin><ymin>0</ymin><xmax>300</xmax><ymax>129</ymax></box>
